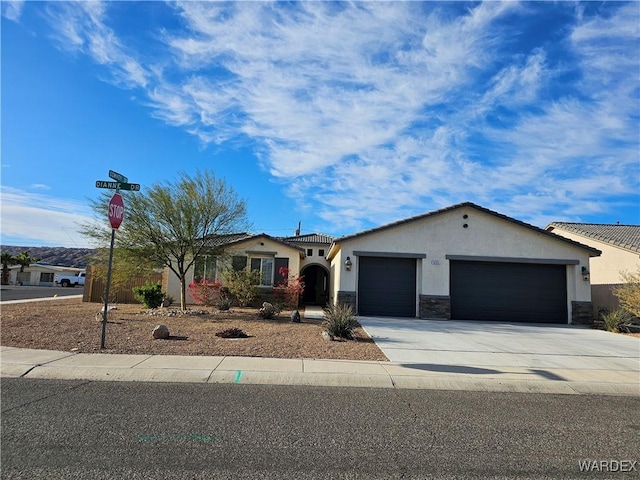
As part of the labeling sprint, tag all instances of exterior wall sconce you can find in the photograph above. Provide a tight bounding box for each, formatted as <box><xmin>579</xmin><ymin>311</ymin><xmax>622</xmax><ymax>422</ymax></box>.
<box><xmin>581</xmin><ymin>266</ymin><xmax>590</xmax><ymax>281</ymax></box>
<box><xmin>344</xmin><ymin>256</ymin><xmax>352</xmax><ymax>271</ymax></box>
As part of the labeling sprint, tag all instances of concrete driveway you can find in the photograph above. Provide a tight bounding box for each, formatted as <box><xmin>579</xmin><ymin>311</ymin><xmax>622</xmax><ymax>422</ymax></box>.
<box><xmin>358</xmin><ymin>316</ymin><xmax>640</xmax><ymax>374</ymax></box>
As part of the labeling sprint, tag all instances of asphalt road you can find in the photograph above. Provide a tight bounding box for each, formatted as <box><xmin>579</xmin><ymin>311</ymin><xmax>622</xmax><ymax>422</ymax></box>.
<box><xmin>0</xmin><ymin>285</ymin><xmax>84</xmax><ymax>302</ymax></box>
<box><xmin>2</xmin><ymin>379</ymin><xmax>639</xmax><ymax>479</ymax></box>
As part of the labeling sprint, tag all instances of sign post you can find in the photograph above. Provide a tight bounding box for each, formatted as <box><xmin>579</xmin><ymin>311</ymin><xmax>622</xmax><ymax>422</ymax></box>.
<box><xmin>97</xmin><ymin>172</ymin><xmax>139</xmax><ymax>349</ymax></box>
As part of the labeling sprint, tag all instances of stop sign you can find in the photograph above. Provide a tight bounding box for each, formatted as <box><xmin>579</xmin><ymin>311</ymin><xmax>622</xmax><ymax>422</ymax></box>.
<box><xmin>108</xmin><ymin>193</ymin><xmax>125</xmax><ymax>229</ymax></box>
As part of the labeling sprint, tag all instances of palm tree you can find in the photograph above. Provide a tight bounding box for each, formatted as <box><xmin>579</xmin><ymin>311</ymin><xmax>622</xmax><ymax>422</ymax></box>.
<box><xmin>1</xmin><ymin>252</ymin><xmax>15</xmax><ymax>285</ymax></box>
<box><xmin>16</xmin><ymin>251</ymin><xmax>35</xmax><ymax>272</ymax></box>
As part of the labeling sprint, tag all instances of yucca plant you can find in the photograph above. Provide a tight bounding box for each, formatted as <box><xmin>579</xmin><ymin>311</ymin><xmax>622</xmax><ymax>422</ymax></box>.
<box><xmin>323</xmin><ymin>303</ymin><xmax>359</xmax><ymax>339</ymax></box>
<box><xmin>602</xmin><ymin>309</ymin><xmax>633</xmax><ymax>333</ymax></box>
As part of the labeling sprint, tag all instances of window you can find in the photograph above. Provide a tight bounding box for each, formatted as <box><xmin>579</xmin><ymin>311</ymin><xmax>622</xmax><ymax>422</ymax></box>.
<box><xmin>318</xmin><ymin>249</ymin><xmax>325</xmax><ymax>257</ymax></box>
<box><xmin>250</xmin><ymin>257</ymin><xmax>274</xmax><ymax>286</ymax></box>
<box><xmin>307</xmin><ymin>248</ymin><xmax>313</xmax><ymax>256</ymax></box>
<box><xmin>40</xmin><ymin>272</ymin><xmax>54</xmax><ymax>283</ymax></box>
<box><xmin>194</xmin><ymin>255</ymin><xmax>217</xmax><ymax>283</ymax></box>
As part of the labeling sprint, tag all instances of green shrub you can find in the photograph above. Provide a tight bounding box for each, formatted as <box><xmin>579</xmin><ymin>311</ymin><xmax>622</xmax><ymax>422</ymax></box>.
<box><xmin>323</xmin><ymin>303</ymin><xmax>359</xmax><ymax>339</ymax></box>
<box><xmin>602</xmin><ymin>309</ymin><xmax>633</xmax><ymax>333</ymax></box>
<box><xmin>615</xmin><ymin>268</ymin><xmax>640</xmax><ymax>318</ymax></box>
<box><xmin>217</xmin><ymin>297</ymin><xmax>232</xmax><ymax>311</ymax></box>
<box><xmin>133</xmin><ymin>282</ymin><xmax>164</xmax><ymax>309</ymax></box>
<box><xmin>220</xmin><ymin>269</ymin><xmax>260</xmax><ymax>307</ymax></box>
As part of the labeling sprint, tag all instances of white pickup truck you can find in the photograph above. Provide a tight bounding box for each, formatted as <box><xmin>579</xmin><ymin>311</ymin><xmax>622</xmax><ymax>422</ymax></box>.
<box><xmin>55</xmin><ymin>272</ymin><xmax>86</xmax><ymax>287</ymax></box>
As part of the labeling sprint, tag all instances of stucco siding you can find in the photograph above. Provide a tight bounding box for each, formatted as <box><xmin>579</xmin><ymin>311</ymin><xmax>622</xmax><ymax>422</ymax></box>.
<box><xmin>165</xmin><ymin>236</ymin><xmax>302</xmax><ymax>305</ymax></box>
<box><xmin>548</xmin><ymin>229</ymin><xmax>640</xmax><ymax>284</ymax></box>
<box><xmin>333</xmin><ymin>207</ymin><xmax>593</xmax><ymax>305</ymax></box>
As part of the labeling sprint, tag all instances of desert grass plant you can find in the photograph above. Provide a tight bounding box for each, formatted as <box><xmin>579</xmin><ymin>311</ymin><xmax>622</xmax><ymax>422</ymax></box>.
<box><xmin>323</xmin><ymin>303</ymin><xmax>359</xmax><ymax>339</ymax></box>
<box><xmin>602</xmin><ymin>309</ymin><xmax>634</xmax><ymax>333</ymax></box>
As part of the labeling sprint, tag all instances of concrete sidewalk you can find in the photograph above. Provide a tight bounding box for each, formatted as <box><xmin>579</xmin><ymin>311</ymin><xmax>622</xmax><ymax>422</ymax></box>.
<box><xmin>2</xmin><ymin>345</ymin><xmax>638</xmax><ymax>396</ymax></box>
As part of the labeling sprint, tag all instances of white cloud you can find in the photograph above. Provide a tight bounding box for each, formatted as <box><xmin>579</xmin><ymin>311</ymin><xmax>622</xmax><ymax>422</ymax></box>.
<box><xmin>36</xmin><ymin>1</ymin><xmax>639</xmax><ymax>232</ymax></box>
<box><xmin>46</xmin><ymin>1</ymin><xmax>149</xmax><ymax>89</ymax></box>
<box><xmin>0</xmin><ymin>187</ymin><xmax>95</xmax><ymax>247</ymax></box>
<box><xmin>1</xmin><ymin>0</ymin><xmax>24</xmax><ymax>22</ymax></box>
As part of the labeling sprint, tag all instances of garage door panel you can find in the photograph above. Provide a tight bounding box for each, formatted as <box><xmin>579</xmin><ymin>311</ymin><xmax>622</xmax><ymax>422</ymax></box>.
<box><xmin>358</xmin><ymin>257</ymin><xmax>416</xmax><ymax>317</ymax></box>
<box><xmin>450</xmin><ymin>261</ymin><xmax>567</xmax><ymax>323</ymax></box>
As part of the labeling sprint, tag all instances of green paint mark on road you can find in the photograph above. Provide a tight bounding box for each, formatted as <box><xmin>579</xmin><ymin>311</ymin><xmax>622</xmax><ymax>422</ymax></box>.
<box><xmin>138</xmin><ymin>434</ymin><xmax>220</xmax><ymax>444</ymax></box>
<box><xmin>234</xmin><ymin>370</ymin><xmax>242</xmax><ymax>383</ymax></box>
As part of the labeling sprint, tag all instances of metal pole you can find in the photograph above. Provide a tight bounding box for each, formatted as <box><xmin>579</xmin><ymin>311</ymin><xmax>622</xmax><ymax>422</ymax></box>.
<box><xmin>100</xmin><ymin>228</ymin><xmax>116</xmax><ymax>349</ymax></box>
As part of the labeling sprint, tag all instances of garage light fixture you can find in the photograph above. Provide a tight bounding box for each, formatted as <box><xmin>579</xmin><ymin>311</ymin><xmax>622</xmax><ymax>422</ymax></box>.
<box><xmin>344</xmin><ymin>256</ymin><xmax>352</xmax><ymax>271</ymax></box>
<box><xmin>581</xmin><ymin>266</ymin><xmax>590</xmax><ymax>281</ymax></box>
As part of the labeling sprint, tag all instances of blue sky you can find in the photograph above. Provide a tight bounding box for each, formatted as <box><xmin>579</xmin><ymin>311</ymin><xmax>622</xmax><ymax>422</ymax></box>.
<box><xmin>1</xmin><ymin>1</ymin><xmax>639</xmax><ymax>248</ymax></box>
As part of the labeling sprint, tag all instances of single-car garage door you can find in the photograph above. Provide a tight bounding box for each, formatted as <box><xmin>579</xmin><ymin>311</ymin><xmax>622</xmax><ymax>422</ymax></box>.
<box><xmin>358</xmin><ymin>257</ymin><xmax>416</xmax><ymax>317</ymax></box>
<box><xmin>450</xmin><ymin>261</ymin><xmax>567</xmax><ymax>323</ymax></box>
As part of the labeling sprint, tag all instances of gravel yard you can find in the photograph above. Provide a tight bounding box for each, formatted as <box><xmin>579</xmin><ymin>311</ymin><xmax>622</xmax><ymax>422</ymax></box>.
<box><xmin>0</xmin><ymin>299</ymin><xmax>388</xmax><ymax>361</ymax></box>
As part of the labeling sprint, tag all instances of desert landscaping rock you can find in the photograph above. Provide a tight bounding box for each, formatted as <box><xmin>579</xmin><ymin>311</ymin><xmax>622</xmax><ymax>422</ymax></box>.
<box><xmin>322</xmin><ymin>330</ymin><xmax>334</xmax><ymax>341</ymax></box>
<box><xmin>0</xmin><ymin>299</ymin><xmax>387</xmax><ymax>360</ymax></box>
<box><xmin>152</xmin><ymin>325</ymin><xmax>170</xmax><ymax>339</ymax></box>
<box><xmin>259</xmin><ymin>302</ymin><xmax>276</xmax><ymax>318</ymax></box>
<box><xmin>290</xmin><ymin>310</ymin><xmax>301</xmax><ymax>323</ymax></box>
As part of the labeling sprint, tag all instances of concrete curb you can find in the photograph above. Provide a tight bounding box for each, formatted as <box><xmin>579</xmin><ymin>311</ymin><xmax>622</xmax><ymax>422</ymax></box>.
<box><xmin>0</xmin><ymin>295</ymin><xmax>83</xmax><ymax>305</ymax></box>
<box><xmin>1</xmin><ymin>347</ymin><xmax>638</xmax><ymax>396</ymax></box>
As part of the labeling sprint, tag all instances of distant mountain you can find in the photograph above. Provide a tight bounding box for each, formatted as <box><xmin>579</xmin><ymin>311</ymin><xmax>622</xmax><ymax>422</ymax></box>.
<box><xmin>1</xmin><ymin>246</ymin><xmax>94</xmax><ymax>268</ymax></box>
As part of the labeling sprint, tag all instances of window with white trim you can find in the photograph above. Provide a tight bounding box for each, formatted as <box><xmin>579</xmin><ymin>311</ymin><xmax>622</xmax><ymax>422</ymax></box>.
<box><xmin>194</xmin><ymin>255</ymin><xmax>217</xmax><ymax>283</ymax></box>
<box><xmin>250</xmin><ymin>257</ymin><xmax>274</xmax><ymax>286</ymax></box>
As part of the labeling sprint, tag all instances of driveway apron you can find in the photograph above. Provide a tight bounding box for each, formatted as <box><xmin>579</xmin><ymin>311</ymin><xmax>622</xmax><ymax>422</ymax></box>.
<box><xmin>358</xmin><ymin>316</ymin><xmax>640</xmax><ymax>373</ymax></box>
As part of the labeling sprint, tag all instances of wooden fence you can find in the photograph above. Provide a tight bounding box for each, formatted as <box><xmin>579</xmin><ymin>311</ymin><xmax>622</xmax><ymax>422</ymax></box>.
<box><xmin>83</xmin><ymin>265</ymin><xmax>163</xmax><ymax>304</ymax></box>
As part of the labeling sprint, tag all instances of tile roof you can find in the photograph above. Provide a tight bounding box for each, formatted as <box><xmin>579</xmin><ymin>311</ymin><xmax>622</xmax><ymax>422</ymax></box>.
<box><xmin>201</xmin><ymin>233</ymin><xmax>254</xmax><ymax>247</ymax></box>
<box><xmin>546</xmin><ymin>222</ymin><xmax>640</xmax><ymax>253</ymax></box>
<box><xmin>331</xmin><ymin>202</ymin><xmax>601</xmax><ymax>256</ymax></box>
<box><xmin>279</xmin><ymin>233</ymin><xmax>334</xmax><ymax>245</ymax></box>
<box><xmin>201</xmin><ymin>232</ymin><xmax>306</xmax><ymax>253</ymax></box>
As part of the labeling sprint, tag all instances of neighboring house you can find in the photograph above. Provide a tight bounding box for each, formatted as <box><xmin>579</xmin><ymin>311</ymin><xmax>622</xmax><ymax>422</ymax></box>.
<box><xmin>327</xmin><ymin>202</ymin><xmax>601</xmax><ymax>325</ymax></box>
<box><xmin>7</xmin><ymin>264</ymin><xmax>84</xmax><ymax>286</ymax></box>
<box><xmin>545</xmin><ymin>222</ymin><xmax>640</xmax><ymax>317</ymax></box>
<box><xmin>164</xmin><ymin>232</ymin><xmax>333</xmax><ymax>306</ymax></box>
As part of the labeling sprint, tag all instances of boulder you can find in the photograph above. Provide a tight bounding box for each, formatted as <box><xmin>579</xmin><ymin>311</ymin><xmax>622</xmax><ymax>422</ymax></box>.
<box><xmin>152</xmin><ymin>324</ymin><xmax>170</xmax><ymax>339</ymax></box>
<box><xmin>321</xmin><ymin>330</ymin><xmax>334</xmax><ymax>341</ymax></box>
<box><xmin>290</xmin><ymin>310</ymin><xmax>301</xmax><ymax>323</ymax></box>
<box><xmin>259</xmin><ymin>302</ymin><xmax>276</xmax><ymax>319</ymax></box>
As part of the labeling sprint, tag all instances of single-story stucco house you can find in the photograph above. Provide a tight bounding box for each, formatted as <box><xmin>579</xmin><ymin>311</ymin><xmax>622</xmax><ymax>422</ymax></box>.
<box><xmin>165</xmin><ymin>202</ymin><xmax>601</xmax><ymax>325</ymax></box>
<box><xmin>7</xmin><ymin>264</ymin><xmax>84</xmax><ymax>286</ymax></box>
<box><xmin>164</xmin><ymin>232</ymin><xmax>333</xmax><ymax>306</ymax></box>
<box><xmin>545</xmin><ymin>222</ymin><xmax>640</xmax><ymax>317</ymax></box>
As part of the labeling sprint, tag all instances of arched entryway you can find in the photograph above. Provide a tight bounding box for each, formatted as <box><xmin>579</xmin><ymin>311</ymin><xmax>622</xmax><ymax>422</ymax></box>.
<box><xmin>301</xmin><ymin>264</ymin><xmax>329</xmax><ymax>306</ymax></box>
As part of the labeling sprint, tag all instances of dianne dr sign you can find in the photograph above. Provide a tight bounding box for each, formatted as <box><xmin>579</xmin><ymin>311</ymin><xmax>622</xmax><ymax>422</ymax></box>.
<box><xmin>95</xmin><ymin>180</ymin><xmax>140</xmax><ymax>191</ymax></box>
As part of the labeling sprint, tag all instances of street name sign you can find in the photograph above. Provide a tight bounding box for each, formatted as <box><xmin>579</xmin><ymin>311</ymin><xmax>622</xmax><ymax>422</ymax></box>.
<box><xmin>109</xmin><ymin>170</ymin><xmax>128</xmax><ymax>183</ymax></box>
<box><xmin>95</xmin><ymin>180</ymin><xmax>141</xmax><ymax>191</ymax></box>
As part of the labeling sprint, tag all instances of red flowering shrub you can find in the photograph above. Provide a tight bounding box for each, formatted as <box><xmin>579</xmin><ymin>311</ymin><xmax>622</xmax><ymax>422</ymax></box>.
<box><xmin>273</xmin><ymin>267</ymin><xmax>305</xmax><ymax>308</ymax></box>
<box><xmin>188</xmin><ymin>279</ymin><xmax>223</xmax><ymax>307</ymax></box>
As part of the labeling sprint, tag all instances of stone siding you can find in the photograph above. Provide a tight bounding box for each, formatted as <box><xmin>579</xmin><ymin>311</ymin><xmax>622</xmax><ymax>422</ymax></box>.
<box><xmin>337</xmin><ymin>291</ymin><xmax>357</xmax><ymax>310</ymax></box>
<box><xmin>419</xmin><ymin>295</ymin><xmax>451</xmax><ymax>319</ymax></box>
<box><xmin>571</xmin><ymin>301</ymin><xmax>594</xmax><ymax>325</ymax></box>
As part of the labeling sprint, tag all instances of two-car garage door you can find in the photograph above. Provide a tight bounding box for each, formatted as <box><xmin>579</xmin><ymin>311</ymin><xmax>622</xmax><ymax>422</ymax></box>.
<box><xmin>450</xmin><ymin>260</ymin><xmax>568</xmax><ymax>323</ymax></box>
<box><xmin>357</xmin><ymin>256</ymin><xmax>568</xmax><ymax>323</ymax></box>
